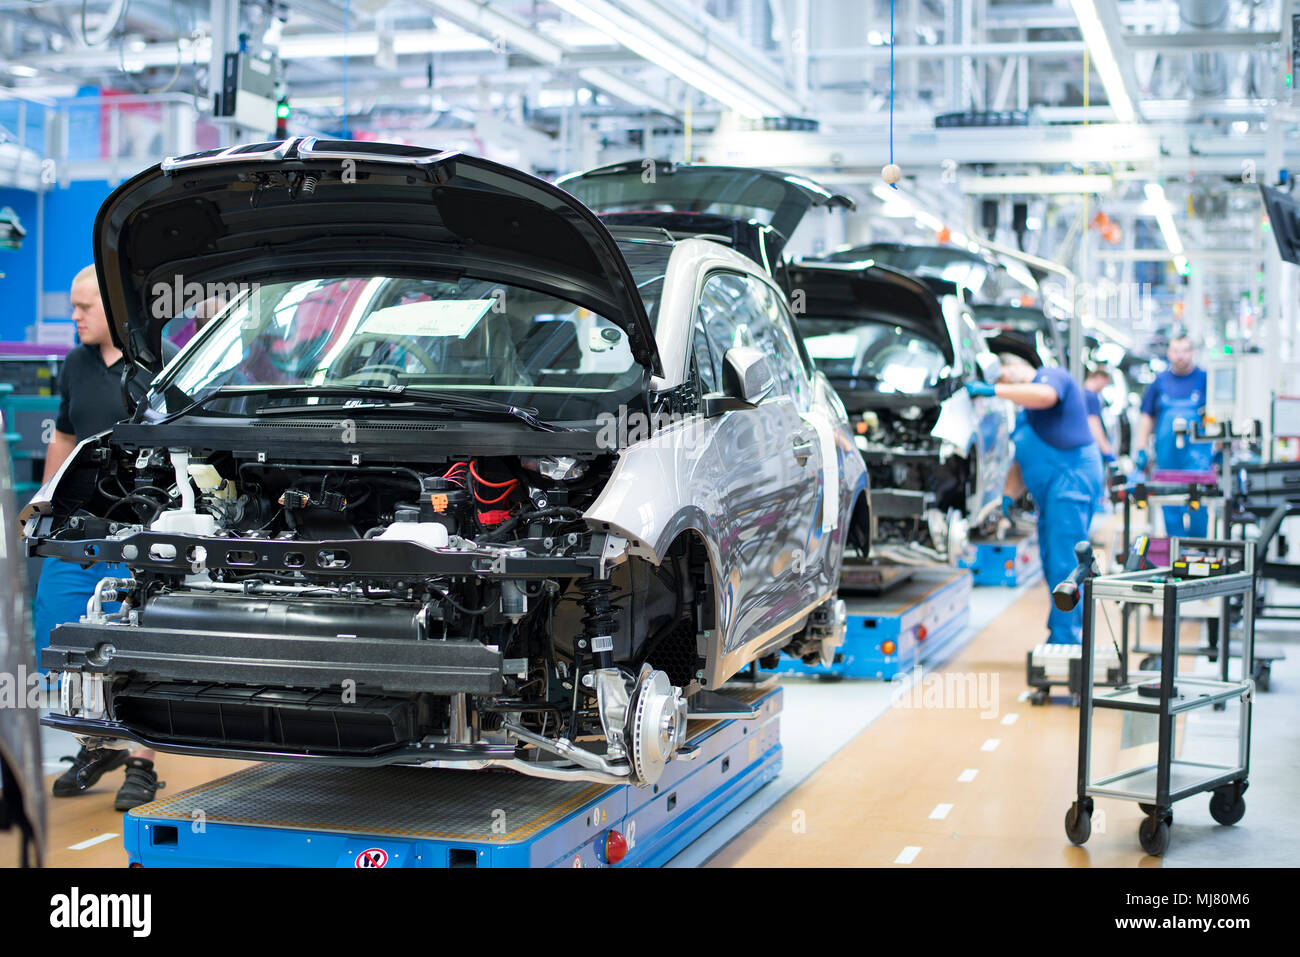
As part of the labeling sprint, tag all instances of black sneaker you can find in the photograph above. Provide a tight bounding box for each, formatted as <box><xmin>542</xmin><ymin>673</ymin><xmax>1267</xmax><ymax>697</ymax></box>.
<box><xmin>52</xmin><ymin>746</ymin><xmax>130</xmax><ymax>797</ymax></box>
<box><xmin>114</xmin><ymin>757</ymin><xmax>165</xmax><ymax>811</ymax></box>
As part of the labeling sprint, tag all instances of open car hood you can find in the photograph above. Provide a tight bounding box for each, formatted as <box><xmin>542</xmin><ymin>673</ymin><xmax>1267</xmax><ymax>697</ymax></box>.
<box><xmin>786</xmin><ymin>261</ymin><xmax>953</xmax><ymax>365</ymax></box>
<box><xmin>556</xmin><ymin>160</ymin><xmax>853</xmax><ymax>265</ymax></box>
<box><xmin>95</xmin><ymin>137</ymin><xmax>662</xmax><ymax>376</ymax></box>
<box><xmin>822</xmin><ymin>242</ymin><xmax>1000</xmax><ymax>301</ymax></box>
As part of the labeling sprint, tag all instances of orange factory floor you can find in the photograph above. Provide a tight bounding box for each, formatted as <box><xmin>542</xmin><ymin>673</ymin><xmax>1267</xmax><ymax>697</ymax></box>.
<box><xmin>4</xmin><ymin>581</ymin><xmax>1272</xmax><ymax>869</ymax></box>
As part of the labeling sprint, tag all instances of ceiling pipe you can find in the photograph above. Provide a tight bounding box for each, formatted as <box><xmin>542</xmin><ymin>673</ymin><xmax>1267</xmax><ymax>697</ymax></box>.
<box><xmin>1180</xmin><ymin>0</ymin><xmax>1229</xmax><ymax>98</ymax></box>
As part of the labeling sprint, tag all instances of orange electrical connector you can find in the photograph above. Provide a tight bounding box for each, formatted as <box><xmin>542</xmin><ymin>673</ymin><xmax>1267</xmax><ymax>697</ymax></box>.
<box><xmin>430</xmin><ymin>493</ymin><xmax>449</xmax><ymax>513</ymax></box>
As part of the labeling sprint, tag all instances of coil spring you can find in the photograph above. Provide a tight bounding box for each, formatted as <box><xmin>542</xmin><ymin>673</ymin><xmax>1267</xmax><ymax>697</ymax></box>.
<box><xmin>579</xmin><ymin>578</ymin><xmax>618</xmax><ymax>650</ymax></box>
<box><xmin>301</xmin><ymin>173</ymin><xmax>319</xmax><ymax>195</ymax></box>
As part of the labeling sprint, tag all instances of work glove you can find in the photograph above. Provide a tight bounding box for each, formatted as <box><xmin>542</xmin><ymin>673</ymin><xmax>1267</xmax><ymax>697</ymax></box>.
<box><xmin>1002</xmin><ymin>494</ymin><xmax>1015</xmax><ymax>519</ymax></box>
<box><xmin>965</xmin><ymin>381</ymin><xmax>997</xmax><ymax>399</ymax></box>
<box><xmin>1135</xmin><ymin>448</ymin><xmax>1148</xmax><ymax>471</ymax></box>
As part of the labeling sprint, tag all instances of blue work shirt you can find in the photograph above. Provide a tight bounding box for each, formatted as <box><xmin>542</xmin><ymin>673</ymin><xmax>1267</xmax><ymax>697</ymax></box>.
<box><xmin>1084</xmin><ymin>388</ymin><xmax>1103</xmax><ymax>419</ymax></box>
<box><xmin>1024</xmin><ymin>366</ymin><xmax>1094</xmax><ymax>450</ymax></box>
<box><xmin>1140</xmin><ymin>368</ymin><xmax>1207</xmax><ymax>421</ymax></box>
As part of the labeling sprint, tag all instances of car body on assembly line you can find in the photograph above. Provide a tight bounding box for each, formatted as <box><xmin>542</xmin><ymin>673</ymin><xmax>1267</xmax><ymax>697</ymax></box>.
<box><xmin>787</xmin><ymin>259</ymin><xmax>1013</xmax><ymax>564</ymax></box>
<box><xmin>21</xmin><ymin>139</ymin><xmax>866</xmax><ymax>788</ymax></box>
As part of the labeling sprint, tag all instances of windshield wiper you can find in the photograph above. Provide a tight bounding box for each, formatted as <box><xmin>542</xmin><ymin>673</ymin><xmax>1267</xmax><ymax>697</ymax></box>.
<box><xmin>152</xmin><ymin>385</ymin><xmax>565</xmax><ymax>432</ymax></box>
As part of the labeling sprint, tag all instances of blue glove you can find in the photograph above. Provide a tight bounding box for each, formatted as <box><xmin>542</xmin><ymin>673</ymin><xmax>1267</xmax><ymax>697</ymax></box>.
<box><xmin>966</xmin><ymin>381</ymin><xmax>997</xmax><ymax>398</ymax></box>
<box><xmin>1135</xmin><ymin>448</ymin><xmax>1149</xmax><ymax>471</ymax></box>
<box><xmin>1002</xmin><ymin>494</ymin><xmax>1015</xmax><ymax>519</ymax></box>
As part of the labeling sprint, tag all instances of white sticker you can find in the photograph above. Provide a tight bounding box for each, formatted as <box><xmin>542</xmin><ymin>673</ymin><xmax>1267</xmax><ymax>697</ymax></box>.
<box><xmin>800</xmin><ymin>410</ymin><xmax>839</xmax><ymax>533</ymax></box>
<box><xmin>361</xmin><ymin>299</ymin><xmax>495</xmax><ymax>338</ymax></box>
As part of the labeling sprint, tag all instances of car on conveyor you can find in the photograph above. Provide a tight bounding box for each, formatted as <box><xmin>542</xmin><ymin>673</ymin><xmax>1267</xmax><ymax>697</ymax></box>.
<box><xmin>785</xmin><ymin>260</ymin><xmax>1014</xmax><ymax>563</ymax></box>
<box><xmin>20</xmin><ymin>138</ymin><xmax>867</xmax><ymax>789</ymax></box>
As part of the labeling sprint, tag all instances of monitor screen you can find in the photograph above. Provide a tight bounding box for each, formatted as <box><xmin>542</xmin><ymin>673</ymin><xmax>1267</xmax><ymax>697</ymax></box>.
<box><xmin>1259</xmin><ymin>184</ymin><xmax>1300</xmax><ymax>265</ymax></box>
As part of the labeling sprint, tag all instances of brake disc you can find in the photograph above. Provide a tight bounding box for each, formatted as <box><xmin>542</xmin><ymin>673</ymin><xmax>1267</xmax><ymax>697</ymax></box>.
<box><xmin>628</xmin><ymin>669</ymin><xmax>687</xmax><ymax>787</ymax></box>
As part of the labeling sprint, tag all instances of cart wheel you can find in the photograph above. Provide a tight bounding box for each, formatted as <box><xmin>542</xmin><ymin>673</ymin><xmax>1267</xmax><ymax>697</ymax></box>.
<box><xmin>1209</xmin><ymin>790</ymin><xmax>1246</xmax><ymax>826</ymax></box>
<box><xmin>1030</xmin><ymin>689</ymin><xmax>1048</xmax><ymax>706</ymax></box>
<box><xmin>1065</xmin><ymin>803</ymin><xmax>1091</xmax><ymax>845</ymax></box>
<box><xmin>1138</xmin><ymin>804</ymin><xmax>1172</xmax><ymax>824</ymax></box>
<box><xmin>1138</xmin><ymin>815</ymin><xmax>1171</xmax><ymax>857</ymax></box>
<box><xmin>1257</xmin><ymin>664</ymin><xmax>1271</xmax><ymax>693</ymax></box>
<box><xmin>1139</xmin><ymin>655</ymin><xmax>1160</xmax><ymax>671</ymax></box>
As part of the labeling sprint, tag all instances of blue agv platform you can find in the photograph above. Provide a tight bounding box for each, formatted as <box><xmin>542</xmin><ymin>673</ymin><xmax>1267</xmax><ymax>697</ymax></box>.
<box><xmin>766</xmin><ymin>567</ymin><xmax>972</xmax><ymax>680</ymax></box>
<box><xmin>959</xmin><ymin>532</ymin><xmax>1041</xmax><ymax>587</ymax></box>
<box><xmin>122</xmin><ymin>684</ymin><xmax>782</xmax><ymax>868</ymax></box>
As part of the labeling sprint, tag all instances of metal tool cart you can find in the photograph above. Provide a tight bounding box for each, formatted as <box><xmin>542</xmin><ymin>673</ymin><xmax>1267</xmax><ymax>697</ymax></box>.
<box><xmin>1112</xmin><ymin>477</ymin><xmax>1231</xmax><ymax>672</ymax></box>
<box><xmin>1063</xmin><ymin>537</ymin><xmax>1256</xmax><ymax>857</ymax></box>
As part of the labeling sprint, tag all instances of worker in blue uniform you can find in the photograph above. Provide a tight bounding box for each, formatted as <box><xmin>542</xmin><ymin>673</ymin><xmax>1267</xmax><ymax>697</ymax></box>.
<box><xmin>1133</xmin><ymin>335</ymin><xmax>1212</xmax><ymax>537</ymax></box>
<box><xmin>969</xmin><ymin>354</ymin><xmax>1104</xmax><ymax>644</ymax></box>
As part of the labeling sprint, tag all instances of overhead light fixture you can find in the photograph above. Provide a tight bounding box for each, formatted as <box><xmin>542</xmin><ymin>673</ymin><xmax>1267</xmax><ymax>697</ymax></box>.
<box><xmin>549</xmin><ymin>0</ymin><xmax>782</xmax><ymax>118</ymax></box>
<box><xmin>1144</xmin><ymin>182</ymin><xmax>1187</xmax><ymax>274</ymax></box>
<box><xmin>1068</xmin><ymin>0</ymin><xmax>1137</xmax><ymax>123</ymax></box>
<box><xmin>960</xmin><ymin>174</ymin><xmax>1115</xmax><ymax>195</ymax></box>
<box><xmin>7</xmin><ymin>65</ymin><xmax>39</xmax><ymax>78</ymax></box>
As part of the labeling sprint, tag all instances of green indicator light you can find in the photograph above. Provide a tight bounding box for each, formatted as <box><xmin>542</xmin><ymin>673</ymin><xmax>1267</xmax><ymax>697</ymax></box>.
<box><xmin>276</xmin><ymin>102</ymin><xmax>291</xmax><ymax>118</ymax></box>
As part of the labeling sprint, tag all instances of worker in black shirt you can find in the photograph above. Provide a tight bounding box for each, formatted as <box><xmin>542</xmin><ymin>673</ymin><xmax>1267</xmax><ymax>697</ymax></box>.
<box><xmin>36</xmin><ymin>264</ymin><xmax>164</xmax><ymax>810</ymax></box>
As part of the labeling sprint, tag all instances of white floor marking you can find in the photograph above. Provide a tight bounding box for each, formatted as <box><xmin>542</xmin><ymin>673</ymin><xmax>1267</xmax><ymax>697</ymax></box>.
<box><xmin>981</xmin><ymin>738</ymin><xmax>1001</xmax><ymax>751</ymax></box>
<box><xmin>894</xmin><ymin>846</ymin><xmax>922</xmax><ymax>864</ymax></box>
<box><xmin>68</xmin><ymin>833</ymin><xmax>119</xmax><ymax>851</ymax></box>
<box><xmin>1017</xmin><ymin>690</ymin><xmax>1033</xmax><ymax>702</ymax></box>
<box><xmin>1001</xmin><ymin>713</ymin><xmax>1019</xmax><ymax>725</ymax></box>
<box><xmin>929</xmin><ymin>803</ymin><xmax>953</xmax><ymax>820</ymax></box>
<box><xmin>957</xmin><ymin>768</ymin><xmax>979</xmax><ymax>782</ymax></box>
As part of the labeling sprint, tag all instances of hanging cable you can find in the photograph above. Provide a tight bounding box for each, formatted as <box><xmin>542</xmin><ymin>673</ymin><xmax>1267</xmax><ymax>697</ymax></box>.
<box><xmin>341</xmin><ymin>0</ymin><xmax>350</xmax><ymax>138</ymax></box>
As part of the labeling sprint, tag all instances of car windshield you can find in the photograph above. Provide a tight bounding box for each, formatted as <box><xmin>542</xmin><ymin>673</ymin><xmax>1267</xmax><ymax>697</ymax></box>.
<box><xmin>800</xmin><ymin>319</ymin><xmax>948</xmax><ymax>393</ymax></box>
<box><xmin>147</xmin><ymin>240</ymin><xmax>671</xmax><ymax>423</ymax></box>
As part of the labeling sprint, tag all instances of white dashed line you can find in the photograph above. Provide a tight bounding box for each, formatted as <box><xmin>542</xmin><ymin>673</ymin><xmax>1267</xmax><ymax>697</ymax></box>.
<box><xmin>894</xmin><ymin>846</ymin><xmax>922</xmax><ymax>864</ymax></box>
<box><xmin>1001</xmin><ymin>713</ymin><xmax>1019</xmax><ymax>725</ymax></box>
<box><xmin>1017</xmin><ymin>690</ymin><xmax>1033</xmax><ymax>702</ymax></box>
<box><xmin>68</xmin><ymin>833</ymin><xmax>119</xmax><ymax>851</ymax></box>
<box><xmin>929</xmin><ymin>803</ymin><xmax>953</xmax><ymax>820</ymax></box>
<box><xmin>981</xmin><ymin>738</ymin><xmax>1001</xmax><ymax>752</ymax></box>
<box><xmin>957</xmin><ymin>768</ymin><xmax>979</xmax><ymax>782</ymax></box>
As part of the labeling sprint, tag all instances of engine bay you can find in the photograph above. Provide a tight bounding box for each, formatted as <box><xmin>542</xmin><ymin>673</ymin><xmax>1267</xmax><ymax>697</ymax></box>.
<box><xmin>24</xmin><ymin>429</ymin><xmax>718</xmax><ymax>785</ymax></box>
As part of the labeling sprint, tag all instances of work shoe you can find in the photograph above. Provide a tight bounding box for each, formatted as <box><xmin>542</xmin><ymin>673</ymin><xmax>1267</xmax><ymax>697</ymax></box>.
<box><xmin>114</xmin><ymin>757</ymin><xmax>165</xmax><ymax>811</ymax></box>
<box><xmin>52</xmin><ymin>746</ymin><xmax>129</xmax><ymax>797</ymax></box>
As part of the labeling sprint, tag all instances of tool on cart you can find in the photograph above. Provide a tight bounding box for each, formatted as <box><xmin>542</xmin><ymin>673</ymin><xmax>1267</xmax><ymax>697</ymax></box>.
<box><xmin>1025</xmin><ymin>542</ymin><xmax>1123</xmax><ymax>707</ymax></box>
<box><xmin>1064</xmin><ymin>537</ymin><xmax>1256</xmax><ymax>857</ymax></box>
<box><xmin>1052</xmin><ymin>541</ymin><xmax>1099</xmax><ymax>612</ymax></box>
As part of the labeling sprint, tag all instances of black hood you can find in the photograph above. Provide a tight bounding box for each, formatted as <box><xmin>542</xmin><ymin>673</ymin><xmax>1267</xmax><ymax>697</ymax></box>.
<box><xmin>94</xmin><ymin>137</ymin><xmax>662</xmax><ymax>376</ymax></box>
<box><xmin>786</xmin><ymin>261</ymin><xmax>953</xmax><ymax>365</ymax></box>
<box><xmin>556</xmin><ymin>160</ymin><xmax>853</xmax><ymax>262</ymax></box>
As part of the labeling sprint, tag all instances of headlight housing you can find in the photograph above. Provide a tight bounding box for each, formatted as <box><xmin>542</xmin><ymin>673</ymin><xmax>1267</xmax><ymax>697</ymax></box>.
<box><xmin>520</xmin><ymin>455</ymin><xmax>587</xmax><ymax>482</ymax></box>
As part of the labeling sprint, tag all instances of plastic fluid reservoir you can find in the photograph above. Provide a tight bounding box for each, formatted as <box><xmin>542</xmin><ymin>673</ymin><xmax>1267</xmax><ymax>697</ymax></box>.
<box><xmin>377</xmin><ymin>522</ymin><xmax>450</xmax><ymax>549</ymax></box>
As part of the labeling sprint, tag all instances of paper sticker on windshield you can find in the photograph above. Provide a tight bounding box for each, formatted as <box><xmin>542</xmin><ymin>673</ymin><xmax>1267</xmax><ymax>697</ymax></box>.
<box><xmin>361</xmin><ymin>299</ymin><xmax>495</xmax><ymax>339</ymax></box>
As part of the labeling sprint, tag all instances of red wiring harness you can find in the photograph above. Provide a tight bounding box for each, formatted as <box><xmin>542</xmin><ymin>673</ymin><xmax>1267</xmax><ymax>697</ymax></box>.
<box><xmin>469</xmin><ymin>460</ymin><xmax>518</xmax><ymax>525</ymax></box>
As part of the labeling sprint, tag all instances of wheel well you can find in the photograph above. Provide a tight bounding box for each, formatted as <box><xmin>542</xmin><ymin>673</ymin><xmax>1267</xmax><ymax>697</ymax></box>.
<box><xmin>636</xmin><ymin>530</ymin><xmax>717</xmax><ymax>690</ymax></box>
<box><xmin>848</xmin><ymin>492</ymin><xmax>871</xmax><ymax>557</ymax></box>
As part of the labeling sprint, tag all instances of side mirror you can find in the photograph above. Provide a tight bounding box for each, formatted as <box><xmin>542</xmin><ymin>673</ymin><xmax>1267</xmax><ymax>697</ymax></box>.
<box><xmin>724</xmin><ymin>346</ymin><xmax>775</xmax><ymax>404</ymax></box>
<box><xmin>703</xmin><ymin>347</ymin><xmax>776</xmax><ymax>416</ymax></box>
<box><xmin>976</xmin><ymin>352</ymin><xmax>1002</xmax><ymax>385</ymax></box>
